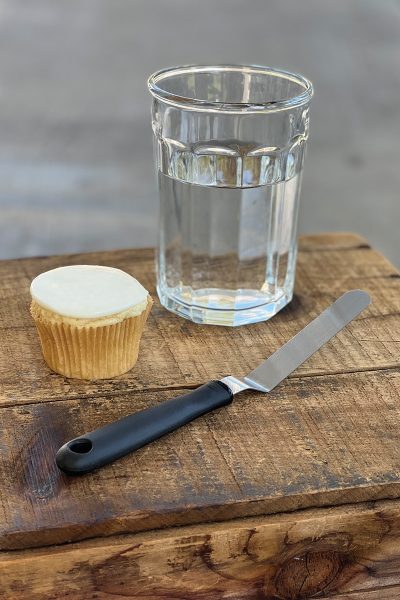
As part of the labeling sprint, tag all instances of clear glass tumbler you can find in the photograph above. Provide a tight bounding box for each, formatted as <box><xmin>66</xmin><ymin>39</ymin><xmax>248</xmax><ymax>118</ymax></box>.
<box><xmin>148</xmin><ymin>65</ymin><xmax>313</xmax><ymax>326</ymax></box>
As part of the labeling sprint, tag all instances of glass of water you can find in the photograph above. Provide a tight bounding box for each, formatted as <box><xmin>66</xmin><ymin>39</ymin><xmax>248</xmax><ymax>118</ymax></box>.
<box><xmin>148</xmin><ymin>65</ymin><xmax>313</xmax><ymax>326</ymax></box>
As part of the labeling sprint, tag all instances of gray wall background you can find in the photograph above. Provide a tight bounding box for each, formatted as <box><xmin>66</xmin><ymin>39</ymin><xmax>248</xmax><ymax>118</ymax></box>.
<box><xmin>1</xmin><ymin>0</ymin><xmax>399</xmax><ymax>265</ymax></box>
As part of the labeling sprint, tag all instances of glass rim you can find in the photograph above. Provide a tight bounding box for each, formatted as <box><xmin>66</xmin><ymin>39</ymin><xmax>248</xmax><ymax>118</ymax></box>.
<box><xmin>148</xmin><ymin>64</ymin><xmax>313</xmax><ymax>113</ymax></box>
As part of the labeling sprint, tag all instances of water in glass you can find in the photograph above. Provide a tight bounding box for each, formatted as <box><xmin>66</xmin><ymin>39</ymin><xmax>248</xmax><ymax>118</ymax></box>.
<box><xmin>157</xmin><ymin>141</ymin><xmax>302</xmax><ymax>326</ymax></box>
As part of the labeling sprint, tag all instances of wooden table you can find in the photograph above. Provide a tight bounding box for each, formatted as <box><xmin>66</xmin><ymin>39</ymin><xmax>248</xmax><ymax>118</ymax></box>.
<box><xmin>1</xmin><ymin>232</ymin><xmax>400</xmax><ymax>599</ymax></box>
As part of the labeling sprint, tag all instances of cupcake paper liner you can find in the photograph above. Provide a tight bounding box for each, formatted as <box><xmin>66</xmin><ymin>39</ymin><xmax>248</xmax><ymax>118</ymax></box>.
<box><xmin>32</xmin><ymin>297</ymin><xmax>153</xmax><ymax>380</ymax></box>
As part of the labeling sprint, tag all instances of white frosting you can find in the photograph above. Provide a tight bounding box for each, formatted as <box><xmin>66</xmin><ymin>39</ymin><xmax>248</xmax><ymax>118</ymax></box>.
<box><xmin>30</xmin><ymin>265</ymin><xmax>148</xmax><ymax>319</ymax></box>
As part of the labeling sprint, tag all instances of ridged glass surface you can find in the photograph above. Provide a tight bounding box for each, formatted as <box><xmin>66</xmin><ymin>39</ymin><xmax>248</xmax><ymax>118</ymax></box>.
<box><xmin>150</xmin><ymin>65</ymin><xmax>312</xmax><ymax>325</ymax></box>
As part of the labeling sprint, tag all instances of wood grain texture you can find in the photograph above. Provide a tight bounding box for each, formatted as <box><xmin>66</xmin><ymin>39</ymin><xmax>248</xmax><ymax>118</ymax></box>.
<box><xmin>2</xmin><ymin>357</ymin><xmax>400</xmax><ymax>549</ymax></box>
<box><xmin>331</xmin><ymin>590</ymin><xmax>400</xmax><ymax>600</ymax></box>
<box><xmin>2</xmin><ymin>498</ymin><xmax>400</xmax><ymax>599</ymax></box>
<box><xmin>1</xmin><ymin>233</ymin><xmax>400</xmax><ymax>598</ymax></box>
<box><xmin>298</xmin><ymin>231</ymin><xmax>371</xmax><ymax>251</ymax></box>
<box><xmin>0</xmin><ymin>233</ymin><xmax>399</xmax><ymax>408</ymax></box>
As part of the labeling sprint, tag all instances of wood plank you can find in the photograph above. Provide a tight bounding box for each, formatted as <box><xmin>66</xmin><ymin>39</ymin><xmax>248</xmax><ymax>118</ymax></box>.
<box><xmin>298</xmin><ymin>231</ymin><xmax>370</xmax><ymax>251</ymax></box>
<box><xmin>2</xmin><ymin>498</ymin><xmax>400</xmax><ymax>599</ymax></box>
<box><xmin>328</xmin><ymin>589</ymin><xmax>400</xmax><ymax>600</ymax></box>
<box><xmin>2</xmin><ymin>367</ymin><xmax>400</xmax><ymax>550</ymax></box>
<box><xmin>0</xmin><ymin>235</ymin><xmax>399</xmax><ymax>408</ymax></box>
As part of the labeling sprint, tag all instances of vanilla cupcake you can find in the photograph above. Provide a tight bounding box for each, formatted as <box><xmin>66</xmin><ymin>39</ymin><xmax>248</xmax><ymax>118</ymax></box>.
<box><xmin>30</xmin><ymin>265</ymin><xmax>153</xmax><ymax>380</ymax></box>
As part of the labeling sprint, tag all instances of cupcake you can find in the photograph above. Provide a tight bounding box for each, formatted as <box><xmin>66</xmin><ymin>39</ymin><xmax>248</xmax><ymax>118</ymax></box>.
<box><xmin>30</xmin><ymin>265</ymin><xmax>153</xmax><ymax>380</ymax></box>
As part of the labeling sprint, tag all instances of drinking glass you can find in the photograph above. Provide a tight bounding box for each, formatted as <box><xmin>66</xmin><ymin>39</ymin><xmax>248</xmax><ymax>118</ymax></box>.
<box><xmin>148</xmin><ymin>65</ymin><xmax>313</xmax><ymax>326</ymax></box>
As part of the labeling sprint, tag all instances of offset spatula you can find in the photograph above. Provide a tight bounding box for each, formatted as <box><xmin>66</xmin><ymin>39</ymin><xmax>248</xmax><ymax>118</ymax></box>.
<box><xmin>56</xmin><ymin>290</ymin><xmax>370</xmax><ymax>475</ymax></box>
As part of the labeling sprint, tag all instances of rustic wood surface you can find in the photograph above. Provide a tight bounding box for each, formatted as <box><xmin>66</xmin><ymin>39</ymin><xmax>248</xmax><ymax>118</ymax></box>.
<box><xmin>2</xmin><ymin>497</ymin><xmax>400</xmax><ymax>599</ymax></box>
<box><xmin>1</xmin><ymin>233</ymin><xmax>399</xmax><ymax>409</ymax></box>
<box><xmin>1</xmin><ymin>232</ymin><xmax>400</xmax><ymax>598</ymax></box>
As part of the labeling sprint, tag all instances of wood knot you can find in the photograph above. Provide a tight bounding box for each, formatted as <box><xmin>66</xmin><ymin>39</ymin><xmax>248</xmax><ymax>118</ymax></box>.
<box><xmin>273</xmin><ymin>549</ymin><xmax>343</xmax><ymax>599</ymax></box>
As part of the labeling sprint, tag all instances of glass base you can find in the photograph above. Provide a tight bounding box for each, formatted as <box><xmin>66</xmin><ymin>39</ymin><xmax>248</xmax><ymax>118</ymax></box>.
<box><xmin>157</xmin><ymin>286</ymin><xmax>293</xmax><ymax>327</ymax></box>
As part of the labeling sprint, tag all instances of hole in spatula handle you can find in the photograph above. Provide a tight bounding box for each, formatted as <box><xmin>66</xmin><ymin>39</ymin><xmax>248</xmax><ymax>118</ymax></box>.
<box><xmin>69</xmin><ymin>438</ymin><xmax>93</xmax><ymax>454</ymax></box>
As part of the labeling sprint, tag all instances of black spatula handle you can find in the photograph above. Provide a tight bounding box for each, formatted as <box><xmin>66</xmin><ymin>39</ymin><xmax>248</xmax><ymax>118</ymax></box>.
<box><xmin>56</xmin><ymin>380</ymin><xmax>233</xmax><ymax>475</ymax></box>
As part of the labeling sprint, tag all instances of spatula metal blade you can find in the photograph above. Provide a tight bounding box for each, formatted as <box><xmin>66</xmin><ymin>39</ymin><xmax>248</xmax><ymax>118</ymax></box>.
<box><xmin>243</xmin><ymin>290</ymin><xmax>370</xmax><ymax>393</ymax></box>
